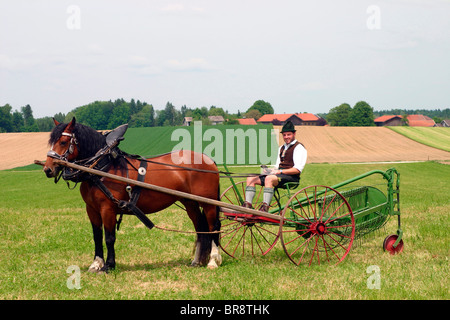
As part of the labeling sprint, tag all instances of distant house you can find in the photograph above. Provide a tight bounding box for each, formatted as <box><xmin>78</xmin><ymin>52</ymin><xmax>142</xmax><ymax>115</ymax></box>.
<box><xmin>374</xmin><ymin>115</ymin><xmax>403</xmax><ymax>126</ymax></box>
<box><xmin>208</xmin><ymin>115</ymin><xmax>225</xmax><ymax>125</ymax></box>
<box><xmin>237</xmin><ymin>118</ymin><xmax>257</xmax><ymax>125</ymax></box>
<box><xmin>257</xmin><ymin>113</ymin><xmax>325</xmax><ymax>126</ymax></box>
<box><xmin>183</xmin><ymin>117</ymin><xmax>193</xmax><ymax>126</ymax></box>
<box><xmin>438</xmin><ymin>119</ymin><xmax>450</xmax><ymax>127</ymax></box>
<box><xmin>406</xmin><ymin>115</ymin><xmax>435</xmax><ymax>127</ymax></box>
<box><xmin>374</xmin><ymin>114</ymin><xmax>436</xmax><ymax>127</ymax></box>
<box><xmin>257</xmin><ymin>113</ymin><xmax>299</xmax><ymax>125</ymax></box>
<box><xmin>298</xmin><ymin>113</ymin><xmax>328</xmax><ymax>126</ymax></box>
<box><xmin>183</xmin><ymin>116</ymin><xmax>225</xmax><ymax>126</ymax></box>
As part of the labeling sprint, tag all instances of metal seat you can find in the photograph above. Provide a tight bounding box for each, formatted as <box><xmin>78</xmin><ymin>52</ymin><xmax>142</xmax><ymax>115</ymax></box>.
<box><xmin>273</xmin><ymin>181</ymin><xmax>300</xmax><ymax>212</ymax></box>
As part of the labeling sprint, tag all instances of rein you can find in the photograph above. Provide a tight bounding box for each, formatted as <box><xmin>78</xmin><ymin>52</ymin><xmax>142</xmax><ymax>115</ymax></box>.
<box><xmin>136</xmin><ymin>157</ymin><xmax>260</xmax><ymax>178</ymax></box>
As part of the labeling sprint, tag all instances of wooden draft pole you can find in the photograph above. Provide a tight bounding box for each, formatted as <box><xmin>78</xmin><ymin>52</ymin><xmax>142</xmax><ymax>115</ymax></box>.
<box><xmin>36</xmin><ymin>159</ymin><xmax>282</xmax><ymax>222</ymax></box>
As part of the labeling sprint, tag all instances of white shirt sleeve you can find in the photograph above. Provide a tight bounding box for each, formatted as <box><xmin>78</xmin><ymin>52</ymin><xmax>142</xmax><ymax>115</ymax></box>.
<box><xmin>292</xmin><ymin>144</ymin><xmax>307</xmax><ymax>173</ymax></box>
<box><xmin>274</xmin><ymin>145</ymin><xmax>282</xmax><ymax>169</ymax></box>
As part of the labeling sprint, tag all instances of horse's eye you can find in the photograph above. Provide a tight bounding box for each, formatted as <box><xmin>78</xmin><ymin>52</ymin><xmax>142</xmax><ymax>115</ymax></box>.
<box><xmin>60</xmin><ymin>141</ymin><xmax>67</xmax><ymax>146</ymax></box>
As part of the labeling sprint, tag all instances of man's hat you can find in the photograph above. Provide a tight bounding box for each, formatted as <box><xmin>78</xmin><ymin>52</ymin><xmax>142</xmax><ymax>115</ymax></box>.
<box><xmin>281</xmin><ymin>121</ymin><xmax>296</xmax><ymax>133</ymax></box>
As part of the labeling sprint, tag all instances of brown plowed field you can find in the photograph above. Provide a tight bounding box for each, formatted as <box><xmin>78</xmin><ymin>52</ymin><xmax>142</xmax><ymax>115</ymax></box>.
<box><xmin>275</xmin><ymin>126</ymin><xmax>450</xmax><ymax>164</ymax></box>
<box><xmin>1</xmin><ymin>127</ymin><xmax>449</xmax><ymax>170</ymax></box>
<box><xmin>0</xmin><ymin>132</ymin><xmax>51</xmax><ymax>170</ymax></box>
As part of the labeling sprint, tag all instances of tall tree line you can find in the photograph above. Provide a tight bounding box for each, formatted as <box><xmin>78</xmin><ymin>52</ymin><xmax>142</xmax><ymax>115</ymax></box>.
<box><xmin>0</xmin><ymin>103</ymin><xmax>58</xmax><ymax>132</ymax></box>
<box><xmin>326</xmin><ymin>101</ymin><xmax>376</xmax><ymax>127</ymax></box>
<box><xmin>326</xmin><ymin>101</ymin><xmax>450</xmax><ymax>126</ymax></box>
<box><xmin>1</xmin><ymin>98</ymin><xmax>449</xmax><ymax>132</ymax></box>
<box><xmin>0</xmin><ymin>99</ymin><xmax>238</xmax><ymax>132</ymax></box>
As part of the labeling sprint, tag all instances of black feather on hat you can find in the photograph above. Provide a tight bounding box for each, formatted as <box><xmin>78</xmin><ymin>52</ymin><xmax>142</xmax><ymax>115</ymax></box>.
<box><xmin>281</xmin><ymin>121</ymin><xmax>296</xmax><ymax>133</ymax></box>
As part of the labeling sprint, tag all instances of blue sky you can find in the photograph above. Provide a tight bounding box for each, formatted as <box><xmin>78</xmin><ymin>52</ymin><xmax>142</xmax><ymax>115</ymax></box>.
<box><xmin>1</xmin><ymin>0</ymin><xmax>449</xmax><ymax>118</ymax></box>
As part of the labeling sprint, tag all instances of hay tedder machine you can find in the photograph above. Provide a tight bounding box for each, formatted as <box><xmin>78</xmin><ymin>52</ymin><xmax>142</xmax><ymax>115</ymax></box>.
<box><xmin>219</xmin><ymin>167</ymin><xmax>404</xmax><ymax>266</ymax></box>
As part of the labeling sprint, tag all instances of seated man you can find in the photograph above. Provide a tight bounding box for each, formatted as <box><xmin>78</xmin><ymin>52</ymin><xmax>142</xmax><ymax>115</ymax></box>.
<box><xmin>243</xmin><ymin>121</ymin><xmax>307</xmax><ymax>212</ymax></box>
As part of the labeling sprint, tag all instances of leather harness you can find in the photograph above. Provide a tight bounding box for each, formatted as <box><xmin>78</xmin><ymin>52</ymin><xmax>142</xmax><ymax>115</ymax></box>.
<box><xmin>48</xmin><ymin>125</ymin><xmax>155</xmax><ymax>231</ymax></box>
<box><xmin>89</xmin><ymin>158</ymin><xmax>154</xmax><ymax>231</ymax></box>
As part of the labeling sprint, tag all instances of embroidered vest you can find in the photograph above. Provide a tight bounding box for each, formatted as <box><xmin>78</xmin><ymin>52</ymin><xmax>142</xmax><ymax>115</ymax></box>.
<box><xmin>279</xmin><ymin>141</ymin><xmax>302</xmax><ymax>172</ymax></box>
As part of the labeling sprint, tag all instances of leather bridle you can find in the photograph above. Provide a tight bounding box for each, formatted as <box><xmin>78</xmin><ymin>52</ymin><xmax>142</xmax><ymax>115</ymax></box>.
<box><xmin>47</xmin><ymin>132</ymin><xmax>78</xmax><ymax>161</ymax></box>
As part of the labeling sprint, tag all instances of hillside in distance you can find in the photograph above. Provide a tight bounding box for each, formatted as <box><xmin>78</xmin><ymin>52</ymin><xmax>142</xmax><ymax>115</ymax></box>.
<box><xmin>1</xmin><ymin>126</ymin><xmax>449</xmax><ymax>170</ymax></box>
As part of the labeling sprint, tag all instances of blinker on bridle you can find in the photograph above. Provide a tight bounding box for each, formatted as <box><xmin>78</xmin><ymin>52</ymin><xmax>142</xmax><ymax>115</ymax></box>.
<box><xmin>47</xmin><ymin>132</ymin><xmax>78</xmax><ymax>161</ymax></box>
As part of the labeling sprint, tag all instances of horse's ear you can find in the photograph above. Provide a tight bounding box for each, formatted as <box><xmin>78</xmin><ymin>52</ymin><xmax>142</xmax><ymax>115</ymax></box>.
<box><xmin>53</xmin><ymin>118</ymin><xmax>60</xmax><ymax>126</ymax></box>
<box><xmin>67</xmin><ymin>117</ymin><xmax>76</xmax><ymax>129</ymax></box>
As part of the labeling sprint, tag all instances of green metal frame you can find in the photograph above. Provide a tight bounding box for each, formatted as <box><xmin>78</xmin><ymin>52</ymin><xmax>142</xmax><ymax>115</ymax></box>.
<box><xmin>282</xmin><ymin>168</ymin><xmax>402</xmax><ymax>247</ymax></box>
<box><xmin>223</xmin><ymin>166</ymin><xmax>402</xmax><ymax>247</ymax></box>
<box><xmin>222</xmin><ymin>164</ymin><xmax>245</xmax><ymax>205</ymax></box>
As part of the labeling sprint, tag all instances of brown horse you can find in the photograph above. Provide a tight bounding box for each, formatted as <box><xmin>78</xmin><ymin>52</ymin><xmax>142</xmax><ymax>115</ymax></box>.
<box><xmin>43</xmin><ymin>118</ymin><xmax>222</xmax><ymax>272</ymax></box>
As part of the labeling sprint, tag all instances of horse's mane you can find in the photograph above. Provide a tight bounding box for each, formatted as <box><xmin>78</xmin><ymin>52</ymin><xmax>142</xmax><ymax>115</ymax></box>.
<box><xmin>49</xmin><ymin>122</ymin><xmax>106</xmax><ymax>160</ymax></box>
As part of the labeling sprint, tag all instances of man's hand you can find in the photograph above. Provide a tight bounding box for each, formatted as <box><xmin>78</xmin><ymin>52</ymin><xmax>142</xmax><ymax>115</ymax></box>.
<box><xmin>265</xmin><ymin>168</ymin><xmax>282</xmax><ymax>175</ymax></box>
<box><xmin>261</xmin><ymin>165</ymin><xmax>275</xmax><ymax>175</ymax></box>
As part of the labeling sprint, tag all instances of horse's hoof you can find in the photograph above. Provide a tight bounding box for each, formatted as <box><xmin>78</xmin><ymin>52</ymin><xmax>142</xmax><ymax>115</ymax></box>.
<box><xmin>100</xmin><ymin>266</ymin><xmax>115</xmax><ymax>274</ymax></box>
<box><xmin>207</xmin><ymin>254</ymin><xmax>222</xmax><ymax>269</ymax></box>
<box><xmin>88</xmin><ymin>256</ymin><xmax>105</xmax><ymax>273</ymax></box>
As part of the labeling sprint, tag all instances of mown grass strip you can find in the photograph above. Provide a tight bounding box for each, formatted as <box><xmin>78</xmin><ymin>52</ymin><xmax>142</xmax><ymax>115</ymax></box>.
<box><xmin>388</xmin><ymin>126</ymin><xmax>450</xmax><ymax>152</ymax></box>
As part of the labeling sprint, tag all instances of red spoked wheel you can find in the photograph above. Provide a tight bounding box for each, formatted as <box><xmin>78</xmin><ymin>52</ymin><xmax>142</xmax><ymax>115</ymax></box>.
<box><xmin>383</xmin><ymin>234</ymin><xmax>404</xmax><ymax>255</ymax></box>
<box><xmin>279</xmin><ymin>185</ymin><xmax>355</xmax><ymax>266</ymax></box>
<box><xmin>219</xmin><ymin>181</ymin><xmax>280</xmax><ymax>258</ymax></box>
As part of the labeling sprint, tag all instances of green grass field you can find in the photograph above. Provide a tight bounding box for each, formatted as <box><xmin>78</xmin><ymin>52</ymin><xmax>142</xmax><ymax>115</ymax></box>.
<box><xmin>0</xmin><ymin>161</ymin><xmax>448</xmax><ymax>300</ymax></box>
<box><xmin>388</xmin><ymin>126</ymin><xmax>450</xmax><ymax>152</ymax></box>
<box><xmin>120</xmin><ymin>124</ymin><xmax>278</xmax><ymax>165</ymax></box>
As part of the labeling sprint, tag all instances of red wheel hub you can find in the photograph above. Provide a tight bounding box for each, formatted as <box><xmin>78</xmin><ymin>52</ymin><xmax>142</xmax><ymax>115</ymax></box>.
<box><xmin>383</xmin><ymin>234</ymin><xmax>404</xmax><ymax>255</ymax></box>
<box><xmin>309</xmin><ymin>222</ymin><xmax>327</xmax><ymax>235</ymax></box>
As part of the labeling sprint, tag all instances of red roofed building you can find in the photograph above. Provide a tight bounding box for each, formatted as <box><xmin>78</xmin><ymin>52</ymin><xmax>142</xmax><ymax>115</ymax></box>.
<box><xmin>257</xmin><ymin>113</ymin><xmax>326</xmax><ymax>126</ymax></box>
<box><xmin>406</xmin><ymin>115</ymin><xmax>436</xmax><ymax>127</ymax></box>
<box><xmin>237</xmin><ymin>118</ymin><xmax>257</xmax><ymax>125</ymax></box>
<box><xmin>374</xmin><ymin>115</ymin><xmax>403</xmax><ymax>126</ymax></box>
<box><xmin>374</xmin><ymin>114</ymin><xmax>436</xmax><ymax>127</ymax></box>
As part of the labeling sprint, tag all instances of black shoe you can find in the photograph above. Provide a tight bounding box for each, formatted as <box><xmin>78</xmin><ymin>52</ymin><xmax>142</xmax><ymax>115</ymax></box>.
<box><xmin>258</xmin><ymin>202</ymin><xmax>270</xmax><ymax>212</ymax></box>
<box><xmin>242</xmin><ymin>201</ymin><xmax>253</xmax><ymax>209</ymax></box>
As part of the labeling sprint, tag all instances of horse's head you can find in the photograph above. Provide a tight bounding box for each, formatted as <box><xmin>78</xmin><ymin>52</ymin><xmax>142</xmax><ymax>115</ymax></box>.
<box><xmin>44</xmin><ymin>117</ymin><xmax>79</xmax><ymax>178</ymax></box>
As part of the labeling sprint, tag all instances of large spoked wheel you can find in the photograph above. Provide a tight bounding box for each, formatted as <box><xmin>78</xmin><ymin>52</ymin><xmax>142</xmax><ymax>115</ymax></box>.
<box><xmin>219</xmin><ymin>181</ymin><xmax>280</xmax><ymax>258</ymax></box>
<box><xmin>279</xmin><ymin>185</ymin><xmax>355</xmax><ymax>266</ymax></box>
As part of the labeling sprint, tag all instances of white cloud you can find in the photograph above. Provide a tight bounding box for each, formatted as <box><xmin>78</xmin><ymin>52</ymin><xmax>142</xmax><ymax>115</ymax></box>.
<box><xmin>127</xmin><ymin>55</ymin><xmax>152</xmax><ymax>67</ymax></box>
<box><xmin>191</xmin><ymin>6</ymin><xmax>206</xmax><ymax>14</ymax></box>
<box><xmin>0</xmin><ymin>54</ymin><xmax>40</xmax><ymax>70</ymax></box>
<box><xmin>125</xmin><ymin>55</ymin><xmax>162</xmax><ymax>76</ymax></box>
<box><xmin>165</xmin><ymin>58</ymin><xmax>215</xmax><ymax>72</ymax></box>
<box><xmin>298</xmin><ymin>81</ymin><xmax>326</xmax><ymax>91</ymax></box>
<box><xmin>160</xmin><ymin>3</ymin><xmax>206</xmax><ymax>15</ymax></box>
<box><xmin>86</xmin><ymin>44</ymin><xmax>104</xmax><ymax>55</ymax></box>
<box><xmin>160</xmin><ymin>4</ymin><xmax>184</xmax><ymax>12</ymax></box>
<box><xmin>0</xmin><ymin>54</ymin><xmax>15</xmax><ymax>70</ymax></box>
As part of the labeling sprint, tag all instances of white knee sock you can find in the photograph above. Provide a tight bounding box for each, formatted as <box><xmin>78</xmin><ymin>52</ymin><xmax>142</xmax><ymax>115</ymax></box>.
<box><xmin>263</xmin><ymin>187</ymin><xmax>274</xmax><ymax>204</ymax></box>
<box><xmin>245</xmin><ymin>186</ymin><xmax>256</xmax><ymax>203</ymax></box>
